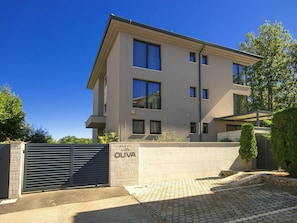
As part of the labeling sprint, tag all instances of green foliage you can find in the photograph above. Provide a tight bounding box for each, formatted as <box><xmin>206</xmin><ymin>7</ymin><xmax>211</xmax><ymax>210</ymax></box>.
<box><xmin>0</xmin><ymin>85</ymin><xmax>26</xmax><ymax>141</ymax></box>
<box><xmin>271</xmin><ymin>107</ymin><xmax>297</xmax><ymax>177</ymax></box>
<box><xmin>156</xmin><ymin>131</ymin><xmax>187</xmax><ymax>142</ymax></box>
<box><xmin>24</xmin><ymin>126</ymin><xmax>54</xmax><ymax>143</ymax></box>
<box><xmin>239</xmin><ymin>124</ymin><xmax>258</xmax><ymax>163</ymax></box>
<box><xmin>98</xmin><ymin>131</ymin><xmax>118</xmax><ymax>144</ymax></box>
<box><xmin>240</xmin><ymin>21</ymin><xmax>297</xmax><ymax>111</ymax></box>
<box><xmin>58</xmin><ymin>135</ymin><xmax>92</xmax><ymax>144</ymax></box>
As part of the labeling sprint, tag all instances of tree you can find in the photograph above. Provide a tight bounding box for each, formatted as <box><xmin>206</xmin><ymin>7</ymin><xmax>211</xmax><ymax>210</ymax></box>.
<box><xmin>271</xmin><ymin>107</ymin><xmax>297</xmax><ymax>177</ymax></box>
<box><xmin>240</xmin><ymin>21</ymin><xmax>297</xmax><ymax>111</ymax></box>
<box><xmin>0</xmin><ymin>85</ymin><xmax>26</xmax><ymax>141</ymax></box>
<box><xmin>58</xmin><ymin>136</ymin><xmax>92</xmax><ymax>144</ymax></box>
<box><xmin>25</xmin><ymin>126</ymin><xmax>54</xmax><ymax>143</ymax></box>
<box><xmin>239</xmin><ymin>123</ymin><xmax>258</xmax><ymax>171</ymax></box>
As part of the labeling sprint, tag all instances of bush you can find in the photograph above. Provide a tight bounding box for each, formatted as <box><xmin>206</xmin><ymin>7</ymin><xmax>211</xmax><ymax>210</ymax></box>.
<box><xmin>239</xmin><ymin>123</ymin><xmax>258</xmax><ymax>170</ymax></box>
<box><xmin>156</xmin><ymin>131</ymin><xmax>187</xmax><ymax>142</ymax></box>
<box><xmin>220</xmin><ymin>138</ymin><xmax>233</xmax><ymax>142</ymax></box>
<box><xmin>98</xmin><ymin>131</ymin><xmax>118</xmax><ymax>144</ymax></box>
<box><xmin>271</xmin><ymin>107</ymin><xmax>297</xmax><ymax>177</ymax></box>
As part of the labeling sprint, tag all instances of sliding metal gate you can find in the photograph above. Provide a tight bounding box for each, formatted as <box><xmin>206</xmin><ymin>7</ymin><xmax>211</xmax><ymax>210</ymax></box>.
<box><xmin>23</xmin><ymin>144</ymin><xmax>109</xmax><ymax>192</ymax></box>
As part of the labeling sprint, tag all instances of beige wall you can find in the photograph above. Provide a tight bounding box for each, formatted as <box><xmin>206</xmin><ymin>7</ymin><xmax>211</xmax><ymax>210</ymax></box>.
<box><xmin>102</xmin><ymin>32</ymin><xmax>251</xmax><ymax>142</ymax></box>
<box><xmin>109</xmin><ymin>142</ymin><xmax>247</xmax><ymax>186</ymax></box>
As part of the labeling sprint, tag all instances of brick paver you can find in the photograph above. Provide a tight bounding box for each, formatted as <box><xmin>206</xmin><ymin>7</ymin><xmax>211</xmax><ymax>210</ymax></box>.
<box><xmin>126</xmin><ymin>176</ymin><xmax>297</xmax><ymax>222</ymax></box>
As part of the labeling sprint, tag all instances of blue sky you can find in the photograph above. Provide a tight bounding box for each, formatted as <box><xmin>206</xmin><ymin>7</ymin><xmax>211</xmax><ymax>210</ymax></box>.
<box><xmin>1</xmin><ymin>0</ymin><xmax>296</xmax><ymax>140</ymax></box>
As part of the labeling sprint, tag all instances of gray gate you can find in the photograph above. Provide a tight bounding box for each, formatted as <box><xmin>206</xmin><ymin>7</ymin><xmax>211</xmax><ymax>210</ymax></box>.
<box><xmin>0</xmin><ymin>144</ymin><xmax>10</xmax><ymax>198</ymax></box>
<box><xmin>256</xmin><ymin>134</ymin><xmax>277</xmax><ymax>170</ymax></box>
<box><xmin>23</xmin><ymin>144</ymin><xmax>109</xmax><ymax>192</ymax></box>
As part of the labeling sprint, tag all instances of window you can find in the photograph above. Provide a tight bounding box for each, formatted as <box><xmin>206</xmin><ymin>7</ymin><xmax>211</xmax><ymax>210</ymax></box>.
<box><xmin>202</xmin><ymin>89</ymin><xmax>209</xmax><ymax>99</ymax></box>
<box><xmin>202</xmin><ymin>55</ymin><xmax>208</xmax><ymax>65</ymax></box>
<box><xmin>190</xmin><ymin>122</ymin><xmax>197</xmax><ymax>133</ymax></box>
<box><xmin>203</xmin><ymin>123</ymin><xmax>208</xmax><ymax>134</ymax></box>
<box><xmin>150</xmin><ymin>120</ymin><xmax>161</xmax><ymax>134</ymax></box>
<box><xmin>133</xmin><ymin>40</ymin><xmax>161</xmax><ymax>70</ymax></box>
<box><xmin>133</xmin><ymin>119</ymin><xmax>145</xmax><ymax>134</ymax></box>
<box><xmin>133</xmin><ymin>79</ymin><xmax>161</xmax><ymax>109</ymax></box>
<box><xmin>233</xmin><ymin>63</ymin><xmax>246</xmax><ymax>85</ymax></box>
<box><xmin>189</xmin><ymin>52</ymin><xmax>196</xmax><ymax>62</ymax></box>
<box><xmin>226</xmin><ymin>125</ymin><xmax>241</xmax><ymax>132</ymax></box>
<box><xmin>233</xmin><ymin>94</ymin><xmax>248</xmax><ymax>115</ymax></box>
<box><xmin>190</xmin><ymin>87</ymin><xmax>196</xmax><ymax>97</ymax></box>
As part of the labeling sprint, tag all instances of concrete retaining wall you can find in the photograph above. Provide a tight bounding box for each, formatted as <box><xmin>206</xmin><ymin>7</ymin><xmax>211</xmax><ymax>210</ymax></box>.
<box><xmin>109</xmin><ymin>142</ymin><xmax>248</xmax><ymax>186</ymax></box>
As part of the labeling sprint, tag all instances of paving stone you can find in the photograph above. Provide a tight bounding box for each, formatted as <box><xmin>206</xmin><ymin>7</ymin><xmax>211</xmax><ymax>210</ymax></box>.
<box><xmin>126</xmin><ymin>175</ymin><xmax>297</xmax><ymax>222</ymax></box>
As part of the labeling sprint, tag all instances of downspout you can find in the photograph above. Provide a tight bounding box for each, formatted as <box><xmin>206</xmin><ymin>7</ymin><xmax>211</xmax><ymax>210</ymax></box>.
<box><xmin>198</xmin><ymin>45</ymin><xmax>205</xmax><ymax>142</ymax></box>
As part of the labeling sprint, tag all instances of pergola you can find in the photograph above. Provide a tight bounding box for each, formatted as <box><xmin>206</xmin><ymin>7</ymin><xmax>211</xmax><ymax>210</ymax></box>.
<box><xmin>214</xmin><ymin>110</ymin><xmax>273</xmax><ymax>126</ymax></box>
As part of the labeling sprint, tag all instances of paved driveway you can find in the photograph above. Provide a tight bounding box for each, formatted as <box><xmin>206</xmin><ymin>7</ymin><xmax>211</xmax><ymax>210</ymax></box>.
<box><xmin>1</xmin><ymin>173</ymin><xmax>297</xmax><ymax>223</ymax></box>
<box><xmin>126</xmin><ymin>175</ymin><xmax>297</xmax><ymax>223</ymax></box>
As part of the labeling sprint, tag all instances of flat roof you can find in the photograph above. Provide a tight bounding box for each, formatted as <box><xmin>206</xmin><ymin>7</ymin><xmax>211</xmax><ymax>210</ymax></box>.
<box><xmin>87</xmin><ymin>14</ymin><xmax>263</xmax><ymax>89</ymax></box>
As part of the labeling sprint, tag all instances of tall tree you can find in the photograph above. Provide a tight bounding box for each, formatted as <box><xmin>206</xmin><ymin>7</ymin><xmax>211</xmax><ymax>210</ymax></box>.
<box><xmin>0</xmin><ymin>85</ymin><xmax>26</xmax><ymax>141</ymax></box>
<box><xmin>240</xmin><ymin>21</ymin><xmax>296</xmax><ymax>111</ymax></box>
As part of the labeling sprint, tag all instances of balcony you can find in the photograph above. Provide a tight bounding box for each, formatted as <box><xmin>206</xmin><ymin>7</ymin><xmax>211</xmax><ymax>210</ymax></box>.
<box><xmin>85</xmin><ymin>115</ymin><xmax>106</xmax><ymax>128</ymax></box>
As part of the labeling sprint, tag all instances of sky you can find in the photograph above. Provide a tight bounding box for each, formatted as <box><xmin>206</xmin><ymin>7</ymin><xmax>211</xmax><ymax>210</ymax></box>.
<box><xmin>1</xmin><ymin>0</ymin><xmax>296</xmax><ymax>140</ymax></box>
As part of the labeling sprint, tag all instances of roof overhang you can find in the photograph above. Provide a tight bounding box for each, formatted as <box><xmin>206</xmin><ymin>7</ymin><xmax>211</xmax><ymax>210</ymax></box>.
<box><xmin>214</xmin><ymin>110</ymin><xmax>273</xmax><ymax>123</ymax></box>
<box><xmin>87</xmin><ymin>15</ymin><xmax>263</xmax><ymax>89</ymax></box>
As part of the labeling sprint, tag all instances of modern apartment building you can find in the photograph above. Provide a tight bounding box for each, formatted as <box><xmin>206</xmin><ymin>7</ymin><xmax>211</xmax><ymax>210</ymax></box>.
<box><xmin>86</xmin><ymin>15</ymin><xmax>263</xmax><ymax>142</ymax></box>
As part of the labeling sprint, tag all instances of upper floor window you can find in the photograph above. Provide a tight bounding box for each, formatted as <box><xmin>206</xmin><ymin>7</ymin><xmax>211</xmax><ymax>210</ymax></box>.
<box><xmin>202</xmin><ymin>55</ymin><xmax>208</xmax><ymax>65</ymax></box>
<box><xmin>190</xmin><ymin>122</ymin><xmax>197</xmax><ymax>133</ymax></box>
<box><xmin>190</xmin><ymin>87</ymin><xmax>196</xmax><ymax>97</ymax></box>
<box><xmin>133</xmin><ymin>40</ymin><xmax>161</xmax><ymax>70</ymax></box>
<box><xmin>189</xmin><ymin>52</ymin><xmax>196</xmax><ymax>62</ymax></box>
<box><xmin>233</xmin><ymin>94</ymin><xmax>248</xmax><ymax>115</ymax></box>
<box><xmin>202</xmin><ymin>89</ymin><xmax>209</xmax><ymax>99</ymax></box>
<box><xmin>133</xmin><ymin>79</ymin><xmax>161</xmax><ymax>109</ymax></box>
<box><xmin>233</xmin><ymin>63</ymin><xmax>246</xmax><ymax>85</ymax></box>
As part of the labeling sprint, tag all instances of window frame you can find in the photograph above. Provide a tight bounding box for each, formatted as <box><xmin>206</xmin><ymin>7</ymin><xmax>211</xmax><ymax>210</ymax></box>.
<box><xmin>203</xmin><ymin>123</ymin><xmax>209</xmax><ymax>134</ymax></box>
<box><xmin>190</xmin><ymin>122</ymin><xmax>197</xmax><ymax>133</ymax></box>
<box><xmin>202</xmin><ymin>89</ymin><xmax>209</xmax><ymax>99</ymax></box>
<box><xmin>233</xmin><ymin>63</ymin><xmax>246</xmax><ymax>85</ymax></box>
<box><xmin>190</xmin><ymin>87</ymin><xmax>197</xmax><ymax>98</ymax></box>
<box><xmin>133</xmin><ymin>39</ymin><xmax>161</xmax><ymax>71</ymax></box>
<box><xmin>132</xmin><ymin>119</ymin><xmax>145</xmax><ymax>134</ymax></box>
<box><xmin>189</xmin><ymin>52</ymin><xmax>196</xmax><ymax>62</ymax></box>
<box><xmin>202</xmin><ymin>55</ymin><xmax>208</xmax><ymax>65</ymax></box>
<box><xmin>133</xmin><ymin>79</ymin><xmax>161</xmax><ymax>110</ymax></box>
<box><xmin>150</xmin><ymin>120</ymin><xmax>162</xmax><ymax>134</ymax></box>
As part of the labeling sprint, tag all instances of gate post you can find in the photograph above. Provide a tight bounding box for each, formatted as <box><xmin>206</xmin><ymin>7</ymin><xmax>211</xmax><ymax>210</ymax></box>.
<box><xmin>8</xmin><ymin>141</ymin><xmax>25</xmax><ymax>199</ymax></box>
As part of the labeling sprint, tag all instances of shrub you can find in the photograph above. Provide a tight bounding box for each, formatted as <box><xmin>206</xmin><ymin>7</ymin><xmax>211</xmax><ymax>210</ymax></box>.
<box><xmin>239</xmin><ymin>123</ymin><xmax>258</xmax><ymax>171</ymax></box>
<box><xmin>271</xmin><ymin>107</ymin><xmax>297</xmax><ymax>177</ymax></box>
<box><xmin>98</xmin><ymin>131</ymin><xmax>119</xmax><ymax>144</ymax></box>
<box><xmin>156</xmin><ymin>131</ymin><xmax>187</xmax><ymax>142</ymax></box>
<box><xmin>220</xmin><ymin>138</ymin><xmax>233</xmax><ymax>142</ymax></box>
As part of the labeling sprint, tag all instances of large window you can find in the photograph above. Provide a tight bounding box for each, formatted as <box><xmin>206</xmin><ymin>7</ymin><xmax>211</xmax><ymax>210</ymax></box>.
<box><xmin>133</xmin><ymin>40</ymin><xmax>161</xmax><ymax>70</ymax></box>
<box><xmin>233</xmin><ymin>94</ymin><xmax>248</xmax><ymax>115</ymax></box>
<box><xmin>233</xmin><ymin>63</ymin><xmax>246</xmax><ymax>85</ymax></box>
<box><xmin>133</xmin><ymin>79</ymin><xmax>161</xmax><ymax>109</ymax></box>
<box><xmin>150</xmin><ymin>120</ymin><xmax>161</xmax><ymax>134</ymax></box>
<box><xmin>133</xmin><ymin>119</ymin><xmax>145</xmax><ymax>134</ymax></box>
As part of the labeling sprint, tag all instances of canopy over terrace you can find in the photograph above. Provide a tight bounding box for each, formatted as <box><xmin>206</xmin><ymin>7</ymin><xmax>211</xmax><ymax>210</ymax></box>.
<box><xmin>214</xmin><ymin>110</ymin><xmax>273</xmax><ymax>126</ymax></box>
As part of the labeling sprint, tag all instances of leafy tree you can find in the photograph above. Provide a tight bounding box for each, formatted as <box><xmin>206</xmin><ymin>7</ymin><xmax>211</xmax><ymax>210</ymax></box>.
<box><xmin>271</xmin><ymin>107</ymin><xmax>297</xmax><ymax>177</ymax></box>
<box><xmin>239</xmin><ymin>123</ymin><xmax>258</xmax><ymax>171</ymax></box>
<box><xmin>98</xmin><ymin>131</ymin><xmax>118</xmax><ymax>144</ymax></box>
<box><xmin>58</xmin><ymin>135</ymin><xmax>92</xmax><ymax>144</ymax></box>
<box><xmin>25</xmin><ymin>126</ymin><xmax>54</xmax><ymax>143</ymax></box>
<box><xmin>240</xmin><ymin>21</ymin><xmax>297</xmax><ymax>111</ymax></box>
<box><xmin>0</xmin><ymin>85</ymin><xmax>26</xmax><ymax>141</ymax></box>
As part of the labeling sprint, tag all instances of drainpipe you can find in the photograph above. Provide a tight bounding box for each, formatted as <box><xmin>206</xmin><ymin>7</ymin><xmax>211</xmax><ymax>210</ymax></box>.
<box><xmin>198</xmin><ymin>45</ymin><xmax>205</xmax><ymax>142</ymax></box>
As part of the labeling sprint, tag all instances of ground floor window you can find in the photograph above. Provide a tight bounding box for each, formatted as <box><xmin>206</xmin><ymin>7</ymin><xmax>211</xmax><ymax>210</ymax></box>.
<box><xmin>190</xmin><ymin>122</ymin><xmax>197</xmax><ymax>133</ymax></box>
<box><xmin>203</xmin><ymin>123</ymin><xmax>208</xmax><ymax>134</ymax></box>
<box><xmin>226</xmin><ymin>124</ymin><xmax>241</xmax><ymax>131</ymax></box>
<box><xmin>150</xmin><ymin>120</ymin><xmax>161</xmax><ymax>134</ymax></box>
<box><xmin>133</xmin><ymin>119</ymin><xmax>145</xmax><ymax>134</ymax></box>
